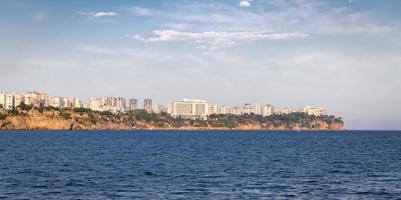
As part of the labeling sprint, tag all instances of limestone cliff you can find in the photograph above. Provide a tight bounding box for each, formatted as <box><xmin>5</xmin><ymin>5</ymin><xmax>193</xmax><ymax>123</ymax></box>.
<box><xmin>0</xmin><ymin>108</ymin><xmax>344</xmax><ymax>131</ymax></box>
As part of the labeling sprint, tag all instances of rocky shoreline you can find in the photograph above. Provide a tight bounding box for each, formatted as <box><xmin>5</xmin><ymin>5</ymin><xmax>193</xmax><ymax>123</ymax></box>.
<box><xmin>0</xmin><ymin>108</ymin><xmax>344</xmax><ymax>131</ymax></box>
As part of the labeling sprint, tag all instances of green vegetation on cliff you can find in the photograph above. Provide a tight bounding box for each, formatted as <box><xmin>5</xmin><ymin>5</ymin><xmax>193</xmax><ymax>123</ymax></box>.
<box><xmin>0</xmin><ymin>106</ymin><xmax>343</xmax><ymax>130</ymax></box>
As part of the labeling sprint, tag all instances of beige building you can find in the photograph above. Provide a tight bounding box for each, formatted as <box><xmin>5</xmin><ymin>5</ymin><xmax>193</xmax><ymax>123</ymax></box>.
<box><xmin>72</xmin><ymin>98</ymin><xmax>82</xmax><ymax>108</ymax></box>
<box><xmin>172</xmin><ymin>99</ymin><xmax>208</xmax><ymax>120</ymax></box>
<box><xmin>88</xmin><ymin>97</ymin><xmax>102</xmax><ymax>111</ymax></box>
<box><xmin>255</xmin><ymin>103</ymin><xmax>262</xmax><ymax>115</ymax></box>
<box><xmin>219</xmin><ymin>105</ymin><xmax>230</xmax><ymax>115</ymax></box>
<box><xmin>0</xmin><ymin>92</ymin><xmax>5</xmax><ymax>109</ymax></box>
<box><xmin>242</xmin><ymin>103</ymin><xmax>255</xmax><ymax>115</ymax></box>
<box><xmin>230</xmin><ymin>107</ymin><xmax>242</xmax><ymax>115</ymax></box>
<box><xmin>281</xmin><ymin>107</ymin><xmax>292</xmax><ymax>115</ymax></box>
<box><xmin>262</xmin><ymin>104</ymin><xmax>274</xmax><ymax>116</ymax></box>
<box><xmin>303</xmin><ymin>106</ymin><xmax>327</xmax><ymax>116</ymax></box>
<box><xmin>208</xmin><ymin>104</ymin><xmax>218</xmax><ymax>115</ymax></box>
<box><xmin>50</xmin><ymin>97</ymin><xmax>69</xmax><ymax>108</ymax></box>
<box><xmin>25</xmin><ymin>91</ymin><xmax>49</xmax><ymax>107</ymax></box>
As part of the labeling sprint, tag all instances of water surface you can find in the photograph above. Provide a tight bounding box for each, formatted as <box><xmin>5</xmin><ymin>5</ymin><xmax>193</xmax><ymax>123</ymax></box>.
<box><xmin>0</xmin><ymin>130</ymin><xmax>400</xmax><ymax>199</ymax></box>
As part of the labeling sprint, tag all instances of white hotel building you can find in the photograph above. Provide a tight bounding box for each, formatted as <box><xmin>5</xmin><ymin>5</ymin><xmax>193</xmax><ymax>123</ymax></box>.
<box><xmin>172</xmin><ymin>99</ymin><xmax>208</xmax><ymax>120</ymax></box>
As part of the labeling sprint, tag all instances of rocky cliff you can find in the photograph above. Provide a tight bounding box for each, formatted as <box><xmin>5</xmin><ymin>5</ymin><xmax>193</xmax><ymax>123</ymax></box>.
<box><xmin>0</xmin><ymin>108</ymin><xmax>344</xmax><ymax>131</ymax></box>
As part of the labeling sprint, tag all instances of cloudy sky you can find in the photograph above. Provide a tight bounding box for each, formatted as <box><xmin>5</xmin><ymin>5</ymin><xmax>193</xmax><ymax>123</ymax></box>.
<box><xmin>0</xmin><ymin>0</ymin><xmax>400</xmax><ymax>130</ymax></box>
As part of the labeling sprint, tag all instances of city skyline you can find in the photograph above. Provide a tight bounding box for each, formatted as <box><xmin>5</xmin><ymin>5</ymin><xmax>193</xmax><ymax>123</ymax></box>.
<box><xmin>0</xmin><ymin>90</ymin><xmax>327</xmax><ymax>116</ymax></box>
<box><xmin>1</xmin><ymin>0</ymin><xmax>401</xmax><ymax>130</ymax></box>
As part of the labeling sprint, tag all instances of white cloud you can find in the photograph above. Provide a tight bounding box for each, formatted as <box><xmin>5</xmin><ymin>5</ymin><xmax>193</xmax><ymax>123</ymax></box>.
<box><xmin>127</xmin><ymin>30</ymin><xmax>308</xmax><ymax>53</ymax></box>
<box><xmin>94</xmin><ymin>12</ymin><xmax>118</xmax><ymax>17</ymax></box>
<box><xmin>239</xmin><ymin>1</ymin><xmax>251</xmax><ymax>7</ymax></box>
<box><xmin>77</xmin><ymin>11</ymin><xmax>118</xmax><ymax>17</ymax></box>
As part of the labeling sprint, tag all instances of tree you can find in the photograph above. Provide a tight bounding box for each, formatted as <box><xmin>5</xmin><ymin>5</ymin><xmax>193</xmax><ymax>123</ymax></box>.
<box><xmin>39</xmin><ymin>102</ymin><xmax>45</xmax><ymax>113</ymax></box>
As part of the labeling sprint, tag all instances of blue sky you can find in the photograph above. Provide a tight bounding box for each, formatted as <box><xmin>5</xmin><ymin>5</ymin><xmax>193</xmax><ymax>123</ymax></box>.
<box><xmin>0</xmin><ymin>0</ymin><xmax>400</xmax><ymax>130</ymax></box>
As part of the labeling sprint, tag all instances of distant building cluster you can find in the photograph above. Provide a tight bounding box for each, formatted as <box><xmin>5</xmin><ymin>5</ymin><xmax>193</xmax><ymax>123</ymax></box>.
<box><xmin>0</xmin><ymin>90</ymin><xmax>328</xmax><ymax>119</ymax></box>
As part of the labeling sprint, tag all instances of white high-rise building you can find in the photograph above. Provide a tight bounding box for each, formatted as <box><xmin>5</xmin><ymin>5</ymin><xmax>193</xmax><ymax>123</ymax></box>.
<box><xmin>72</xmin><ymin>98</ymin><xmax>82</xmax><ymax>108</ymax></box>
<box><xmin>129</xmin><ymin>98</ymin><xmax>138</xmax><ymax>111</ymax></box>
<box><xmin>242</xmin><ymin>103</ymin><xmax>255</xmax><ymax>114</ymax></box>
<box><xmin>255</xmin><ymin>103</ymin><xmax>262</xmax><ymax>115</ymax></box>
<box><xmin>4</xmin><ymin>92</ymin><xmax>14</xmax><ymax>110</ymax></box>
<box><xmin>0</xmin><ymin>92</ymin><xmax>6</xmax><ymax>109</ymax></box>
<box><xmin>172</xmin><ymin>99</ymin><xmax>208</xmax><ymax>120</ymax></box>
<box><xmin>88</xmin><ymin>96</ymin><xmax>126</xmax><ymax>112</ymax></box>
<box><xmin>262</xmin><ymin>104</ymin><xmax>274</xmax><ymax>116</ymax></box>
<box><xmin>89</xmin><ymin>97</ymin><xmax>102</xmax><ymax>111</ymax></box>
<box><xmin>144</xmin><ymin>99</ymin><xmax>152</xmax><ymax>113</ymax></box>
<box><xmin>13</xmin><ymin>93</ymin><xmax>24</xmax><ymax>107</ymax></box>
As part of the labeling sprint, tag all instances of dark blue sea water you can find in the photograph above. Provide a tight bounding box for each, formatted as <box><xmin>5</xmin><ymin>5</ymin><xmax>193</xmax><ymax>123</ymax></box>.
<box><xmin>0</xmin><ymin>131</ymin><xmax>401</xmax><ymax>199</ymax></box>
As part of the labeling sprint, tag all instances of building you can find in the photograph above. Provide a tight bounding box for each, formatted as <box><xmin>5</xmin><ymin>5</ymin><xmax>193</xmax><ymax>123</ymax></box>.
<box><xmin>128</xmin><ymin>98</ymin><xmax>138</xmax><ymax>111</ymax></box>
<box><xmin>88</xmin><ymin>97</ymin><xmax>102</xmax><ymax>111</ymax></box>
<box><xmin>13</xmin><ymin>93</ymin><xmax>24</xmax><ymax>107</ymax></box>
<box><xmin>72</xmin><ymin>98</ymin><xmax>82</xmax><ymax>108</ymax></box>
<box><xmin>0</xmin><ymin>92</ymin><xmax>5</xmax><ymax>109</ymax></box>
<box><xmin>88</xmin><ymin>96</ymin><xmax>126</xmax><ymax>112</ymax></box>
<box><xmin>255</xmin><ymin>103</ymin><xmax>262</xmax><ymax>115</ymax></box>
<box><xmin>242</xmin><ymin>103</ymin><xmax>255</xmax><ymax>115</ymax></box>
<box><xmin>153</xmin><ymin>104</ymin><xmax>166</xmax><ymax>114</ymax></box>
<box><xmin>219</xmin><ymin>105</ymin><xmax>230</xmax><ymax>114</ymax></box>
<box><xmin>113</xmin><ymin>97</ymin><xmax>126</xmax><ymax>112</ymax></box>
<box><xmin>281</xmin><ymin>107</ymin><xmax>292</xmax><ymax>114</ymax></box>
<box><xmin>230</xmin><ymin>107</ymin><xmax>242</xmax><ymax>115</ymax></box>
<box><xmin>25</xmin><ymin>91</ymin><xmax>49</xmax><ymax>107</ymax></box>
<box><xmin>172</xmin><ymin>99</ymin><xmax>208</xmax><ymax>120</ymax></box>
<box><xmin>50</xmin><ymin>97</ymin><xmax>69</xmax><ymax>109</ymax></box>
<box><xmin>144</xmin><ymin>99</ymin><xmax>152</xmax><ymax>113</ymax></box>
<box><xmin>262</xmin><ymin>104</ymin><xmax>274</xmax><ymax>116</ymax></box>
<box><xmin>303</xmin><ymin>106</ymin><xmax>327</xmax><ymax>116</ymax></box>
<box><xmin>167</xmin><ymin>102</ymin><xmax>174</xmax><ymax>114</ymax></box>
<box><xmin>208</xmin><ymin>104</ymin><xmax>218</xmax><ymax>115</ymax></box>
<box><xmin>4</xmin><ymin>92</ymin><xmax>14</xmax><ymax>110</ymax></box>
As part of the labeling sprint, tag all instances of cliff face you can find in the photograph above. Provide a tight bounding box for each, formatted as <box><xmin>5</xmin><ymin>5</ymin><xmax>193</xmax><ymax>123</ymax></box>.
<box><xmin>0</xmin><ymin>109</ymin><xmax>344</xmax><ymax>131</ymax></box>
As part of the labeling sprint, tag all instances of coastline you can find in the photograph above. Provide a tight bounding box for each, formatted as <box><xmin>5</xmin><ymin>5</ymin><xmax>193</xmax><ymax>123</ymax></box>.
<box><xmin>0</xmin><ymin>108</ymin><xmax>344</xmax><ymax>131</ymax></box>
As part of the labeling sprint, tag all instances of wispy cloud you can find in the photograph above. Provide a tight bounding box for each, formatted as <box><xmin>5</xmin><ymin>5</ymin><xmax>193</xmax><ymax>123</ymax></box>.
<box><xmin>127</xmin><ymin>6</ymin><xmax>160</xmax><ymax>16</ymax></box>
<box><xmin>125</xmin><ymin>2</ymin><xmax>399</xmax><ymax>35</ymax></box>
<box><xmin>126</xmin><ymin>29</ymin><xmax>308</xmax><ymax>53</ymax></box>
<box><xmin>77</xmin><ymin>11</ymin><xmax>118</xmax><ymax>17</ymax></box>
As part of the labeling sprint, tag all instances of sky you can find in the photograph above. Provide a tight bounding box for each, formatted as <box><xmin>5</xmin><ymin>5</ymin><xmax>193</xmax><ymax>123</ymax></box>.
<box><xmin>0</xmin><ymin>0</ymin><xmax>400</xmax><ymax>130</ymax></box>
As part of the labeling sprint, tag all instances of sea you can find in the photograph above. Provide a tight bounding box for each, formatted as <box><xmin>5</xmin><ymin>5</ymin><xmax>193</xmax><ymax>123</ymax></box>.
<box><xmin>0</xmin><ymin>130</ymin><xmax>400</xmax><ymax>199</ymax></box>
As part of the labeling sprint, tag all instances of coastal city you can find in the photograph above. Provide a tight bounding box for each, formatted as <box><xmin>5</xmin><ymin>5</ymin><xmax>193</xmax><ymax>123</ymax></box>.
<box><xmin>0</xmin><ymin>91</ymin><xmax>328</xmax><ymax>119</ymax></box>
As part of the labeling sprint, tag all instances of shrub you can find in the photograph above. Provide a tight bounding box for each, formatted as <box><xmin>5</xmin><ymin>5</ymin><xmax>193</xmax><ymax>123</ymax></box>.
<box><xmin>62</xmin><ymin>112</ymin><xmax>71</xmax><ymax>120</ymax></box>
